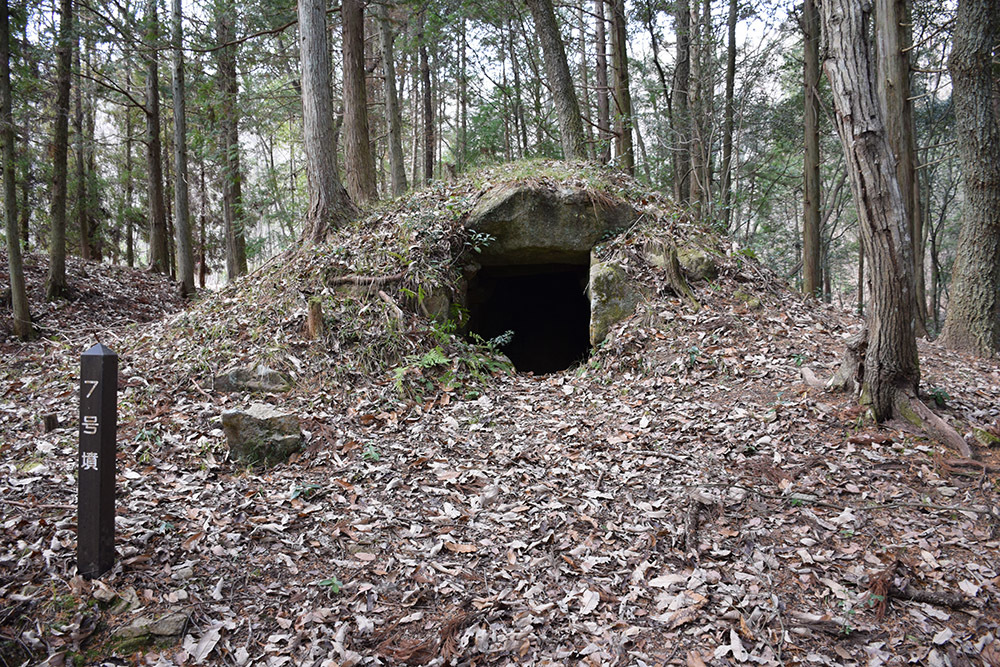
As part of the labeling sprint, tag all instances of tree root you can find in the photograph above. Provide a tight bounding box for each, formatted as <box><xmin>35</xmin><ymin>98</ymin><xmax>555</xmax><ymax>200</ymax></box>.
<box><xmin>328</xmin><ymin>269</ymin><xmax>407</xmax><ymax>287</ymax></box>
<box><xmin>807</xmin><ymin>326</ymin><xmax>973</xmax><ymax>458</ymax></box>
<box><xmin>643</xmin><ymin>240</ymin><xmax>701</xmax><ymax>312</ymax></box>
<box><xmin>896</xmin><ymin>392</ymin><xmax>973</xmax><ymax>458</ymax></box>
<box><xmin>869</xmin><ymin>559</ymin><xmax>973</xmax><ymax>618</ymax></box>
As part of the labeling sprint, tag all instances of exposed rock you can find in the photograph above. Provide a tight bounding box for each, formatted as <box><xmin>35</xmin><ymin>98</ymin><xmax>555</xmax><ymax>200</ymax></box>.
<box><xmin>214</xmin><ymin>365</ymin><xmax>291</xmax><ymax>393</ymax></box>
<box><xmin>973</xmin><ymin>427</ymin><xmax>1000</xmax><ymax>447</ymax></box>
<box><xmin>733</xmin><ymin>288</ymin><xmax>762</xmax><ymax>310</ymax></box>
<box><xmin>676</xmin><ymin>244</ymin><xmax>719</xmax><ymax>282</ymax></box>
<box><xmin>466</xmin><ymin>183</ymin><xmax>636</xmax><ymax>265</ymax></box>
<box><xmin>114</xmin><ymin>610</ymin><xmax>189</xmax><ymax>639</ymax></box>
<box><xmin>588</xmin><ymin>261</ymin><xmax>638</xmax><ymax>346</ymax></box>
<box><xmin>417</xmin><ymin>286</ymin><xmax>451</xmax><ymax>322</ymax></box>
<box><xmin>221</xmin><ymin>403</ymin><xmax>302</xmax><ymax>466</ymax></box>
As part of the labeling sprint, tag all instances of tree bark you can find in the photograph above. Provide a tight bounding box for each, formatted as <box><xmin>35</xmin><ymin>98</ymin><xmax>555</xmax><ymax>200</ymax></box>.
<box><xmin>672</xmin><ymin>0</ymin><xmax>691</xmax><ymax>204</ymax></box>
<box><xmin>525</xmin><ymin>0</ymin><xmax>587</xmax><ymax>160</ymax></box>
<box><xmin>876</xmin><ymin>0</ymin><xmax>925</xmax><ymax>333</ymax></box>
<box><xmin>2</xmin><ymin>0</ymin><xmax>33</xmax><ymax>339</ymax></box>
<box><xmin>377</xmin><ymin>2</ymin><xmax>407</xmax><ymax>196</ymax></box>
<box><xmin>298</xmin><ymin>0</ymin><xmax>356</xmax><ymax>242</ymax></box>
<box><xmin>171</xmin><ymin>0</ymin><xmax>194</xmax><ymax>295</ymax></box>
<box><xmin>802</xmin><ymin>0</ymin><xmax>822</xmax><ymax>297</ymax></box>
<box><xmin>343</xmin><ymin>0</ymin><xmax>377</xmax><ymax>203</ymax></box>
<box><xmin>124</xmin><ymin>67</ymin><xmax>135</xmax><ymax>268</ymax></box>
<box><xmin>594</xmin><ymin>0</ymin><xmax>610</xmax><ymax>164</ymax></box>
<box><xmin>418</xmin><ymin>12</ymin><xmax>433</xmax><ymax>184</ymax></box>
<box><xmin>144</xmin><ymin>0</ymin><xmax>169</xmax><ymax>274</ymax></box>
<box><xmin>720</xmin><ymin>0</ymin><xmax>737</xmax><ymax>232</ymax></box>
<box><xmin>821</xmin><ymin>0</ymin><xmax>919</xmax><ymax>421</ymax></box>
<box><xmin>458</xmin><ymin>17</ymin><xmax>468</xmax><ymax>171</ymax></box>
<box><xmin>609</xmin><ymin>0</ymin><xmax>634</xmax><ymax>174</ymax></box>
<box><xmin>74</xmin><ymin>29</ymin><xmax>89</xmax><ymax>261</ymax></box>
<box><xmin>46</xmin><ymin>0</ymin><xmax>72</xmax><ymax>300</ymax></box>
<box><xmin>18</xmin><ymin>137</ymin><xmax>30</xmax><ymax>249</ymax></box>
<box><xmin>940</xmin><ymin>0</ymin><xmax>1000</xmax><ymax>356</ymax></box>
<box><xmin>577</xmin><ymin>4</ymin><xmax>594</xmax><ymax>160</ymax></box>
<box><xmin>688</xmin><ymin>0</ymin><xmax>703</xmax><ymax>209</ymax></box>
<box><xmin>215</xmin><ymin>1</ymin><xmax>248</xmax><ymax>279</ymax></box>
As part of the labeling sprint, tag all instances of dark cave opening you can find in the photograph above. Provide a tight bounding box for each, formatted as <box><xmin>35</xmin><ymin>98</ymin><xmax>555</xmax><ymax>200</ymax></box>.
<box><xmin>465</xmin><ymin>263</ymin><xmax>591</xmax><ymax>375</ymax></box>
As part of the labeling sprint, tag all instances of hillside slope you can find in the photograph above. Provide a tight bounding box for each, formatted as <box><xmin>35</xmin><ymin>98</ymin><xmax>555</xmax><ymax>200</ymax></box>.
<box><xmin>2</xmin><ymin>164</ymin><xmax>999</xmax><ymax>665</ymax></box>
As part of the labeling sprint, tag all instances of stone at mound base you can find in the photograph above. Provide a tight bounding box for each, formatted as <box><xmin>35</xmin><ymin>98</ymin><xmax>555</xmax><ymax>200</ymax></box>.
<box><xmin>676</xmin><ymin>244</ymin><xmax>718</xmax><ymax>281</ymax></box>
<box><xmin>589</xmin><ymin>261</ymin><xmax>638</xmax><ymax>346</ymax></box>
<box><xmin>214</xmin><ymin>365</ymin><xmax>291</xmax><ymax>393</ymax></box>
<box><xmin>113</xmin><ymin>610</ymin><xmax>189</xmax><ymax>639</ymax></box>
<box><xmin>222</xmin><ymin>403</ymin><xmax>302</xmax><ymax>466</ymax></box>
<box><xmin>466</xmin><ymin>183</ymin><xmax>636</xmax><ymax>264</ymax></box>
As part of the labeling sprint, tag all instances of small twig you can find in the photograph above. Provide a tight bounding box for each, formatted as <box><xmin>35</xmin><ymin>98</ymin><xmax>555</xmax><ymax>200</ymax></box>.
<box><xmin>378</xmin><ymin>290</ymin><xmax>405</xmax><ymax>323</ymax></box>
<box><xmin>191</xmin><ymin>378</ymin><xmax>213</xmax><ymax>399</ymax></box>
<box><xmin>887</xmin><ymin>583</ymin><xmax>971</xmax><ymax>610</ymax></box>
<box><xmin>0</xmin><ymin>499</ymin><xmax>75</xmax><ymax>510</ymax></box>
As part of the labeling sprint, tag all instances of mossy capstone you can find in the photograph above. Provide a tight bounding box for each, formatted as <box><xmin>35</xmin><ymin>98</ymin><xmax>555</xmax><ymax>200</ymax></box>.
<box><xmin>466</xmin><ymin>183</ymin><xmax>636</xmax><ymax>265</ymax></box>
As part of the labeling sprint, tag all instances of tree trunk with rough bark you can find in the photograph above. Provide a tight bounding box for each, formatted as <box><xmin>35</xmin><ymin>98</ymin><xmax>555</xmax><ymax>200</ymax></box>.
<box><xmin>46</xmin><ymin>0</ymin><xmax>72</xmax><ymax>299</ymax></box>
<box><xmin>377</xmin><ymin>2</ymin><xmax>407</xmax><ymax>196</ymax></box>
<box><xmin>720</xmin><ymin>0</ymin><xmax>737</xmax><ymax>232</ymax></box>
<box><xmin>802</xmin><ymin>0</ymin><xmax>822</xmax><ymax>297</ymax></box>
<box><xmin>822</xmin><ymin>0</ymin><xmax>918</xmax><ymax>421</ymax></box>
<box><xmin>419</xmin><ymin>13</ymin><xmax>433</xmax><ymax>184</ymax></box>
<box><xmin>171</xmin><ymin>0</ymin><xmax>194</xmax><ymax>295</ymax></box>
<box><xmin>298</xmin><ymin>0</ymin><xmax>356</xmax><ymax>242</ymax></box>
<box><xmin>525</xmin><ymin>0</ymin><xmax>587</xmax><ymax>160</ymax></box>
<box><xmin>343</xmin><ymin>0</ymin><xmax>377</xmax><ymax>203</ymax></box>
<box><xmin>672</xmin><ymin>0</ymin><xmax>691</xmax><ymax>204</ymax></box>
<box><xmin>594</xmin><ymin>0</ymin><xmax>610</xmax><ymax>164</ymax></box>
<box><xmin>2</xmin><ymin>0</ymin><xmax>33</xmax><ymax>338</ymax></box>
<box><xmin>74</xmin><ymin>31</ymin><xmax>89</xmax><ymax>261</ymax></box>
<box><xmin>940</xmin><ymin>0</ymin><xmax>1000</xmax><ymax>356</ymax></box>
<box><xmin>609</xmin><ymin>0</ymin><xmax>633</xmax><ymax>174</ymax></box>
<box><xmin>876</xmin><ymin>0</ymin><xmax>925</xmax><ymax>333</ymax></box>
<box><xmin>821</xmin><ymin>0</ymin><xmax>969</xmax><ymax>456</ymax></box>
<box><xmin>144</xmin><ymin>0</ymin><xmax>169</xmax><ymax>274</ymax></box>
<box><xmin>216</xmin><ymin>1</ymin><xmax>248</xmax><ymax>279</ymax></box>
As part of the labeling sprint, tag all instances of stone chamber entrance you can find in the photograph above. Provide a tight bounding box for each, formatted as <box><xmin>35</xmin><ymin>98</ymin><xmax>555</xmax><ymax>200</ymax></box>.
<box><xmin>464</xmin><ymin>262</ymin><xmax>591</xmax><ymax>375</ymax></box>
<box><xmin>455</xmin><ymin>182</ymin><xmax>639</xmax><ymax>375</ymax></box>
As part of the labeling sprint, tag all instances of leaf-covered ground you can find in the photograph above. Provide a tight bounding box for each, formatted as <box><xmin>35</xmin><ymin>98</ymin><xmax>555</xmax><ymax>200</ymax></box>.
<box><xmin>2</xmin><ymin>165</ymin><xmax>1000</xmax><ymax>666</ymax></box>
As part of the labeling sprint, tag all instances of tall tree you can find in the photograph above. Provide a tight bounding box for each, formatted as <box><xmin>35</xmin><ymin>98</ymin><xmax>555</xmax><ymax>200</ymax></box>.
<box><xmin>46</xmin><ymin>0</ymin><xmax>72</xmax><ymax>300</ymax></box>
<box><xmin>672</xmin><ymin>0</ymin><xmax>691</xmax><ymax>204</ymax></box>
<box><xmin>594</xmin><ymin>0</ymin><xmax>610</xmax><ymax>164</ymax></box>
<box><xmin>875</xmin><ymin>0</ymin><xmax>925</xmax><ymax>331</ymax></box>
<box><xmin>144</xmin><ymin>0</ymin><xmax>169</xmax><ymax>273</ymax></box>
<box><xmin>2</xmin><ymin>0</ymin><xmax>33</xmax><ymax>339</ymax></box>
<box><xmin>297</xmin><ymin>0</ymin><xmax>356</xmax><ymax>242</ymax></box>
<box><xmin>687</xmin><ymin>0</ymin><xmax>707</xmax><ymax>206</ymax></box>
<box><xmin>802</xmin><ymin>0</ymin><xmax>822</xmax><ymax>297</ymax></box>
<box><xmin>822</xmin><ymin>0</ymin><xmax>918</xmax><ymax>422</ymax></box>
<box><xmin>418</xmin><ymin>11</ymin><xmax>433</xmax><ymax>184</ymax></box>
<box><xmin>215</xmin><ymin>0</ymin><xmax>247</xmax><ymax>279</ymax></box>
<box><xmin>608</xmin><ymin>0</ymin><xmax>634</xmax><ymax>174</ymax></box>
<box><xmin>73</xmin><ymin>26</ymin><xmax>89</xmax><ymax>260</ymax></box>
<box><xmin>171</xmin><ymin>0</ymin><xmax>194</xmax><ymax>294</ymax></box>
<box><xmin>343</xmin><ymin>0</ymin><xmax>377</xmax><ymax>203</ymax></box>
<box><xmin>720</xmin><ymin>0</ymin><xmax>738</xmax><ymax>232</ymax></box>
<box><xmin>940</xmin><ymin>0</ymin><xmax>1000</xmax><ymax>356</ymax></box>
<box><xmin>525</xmin><ymin>0</ymin><xmax>587</xmax><ymax>160</ymax></box>
<box><xmin>377</xmin><ymin>2</ymin><xmax>407</xmax><ymax>196</ymax></box>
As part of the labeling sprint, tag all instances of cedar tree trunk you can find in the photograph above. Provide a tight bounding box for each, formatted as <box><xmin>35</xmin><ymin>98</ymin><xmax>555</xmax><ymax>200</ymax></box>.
<box><xmin>940</xmin><ymin>0</ymin><xmax>1000</xmax><ymax>356</ymax></box>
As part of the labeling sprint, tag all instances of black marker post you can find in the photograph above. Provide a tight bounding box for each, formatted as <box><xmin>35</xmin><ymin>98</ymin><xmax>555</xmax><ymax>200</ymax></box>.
<box><xmin>78</xmin><ymin>343</ymin><xmax>118</xmax><ymax>578</ymax></box>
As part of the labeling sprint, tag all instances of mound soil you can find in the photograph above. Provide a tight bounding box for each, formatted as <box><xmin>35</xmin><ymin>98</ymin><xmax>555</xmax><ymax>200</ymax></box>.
<box><xmin>2</xmin><ymin>166</ymin><xmax>999</xmax><ymax>665</ymax></box>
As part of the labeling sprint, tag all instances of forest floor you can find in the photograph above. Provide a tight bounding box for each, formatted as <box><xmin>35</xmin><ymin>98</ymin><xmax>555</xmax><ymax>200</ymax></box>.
<box><xmin>2</xmin><ymin>212</ymin><xmax>1000</xmax><ymax>665</ymax></box>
